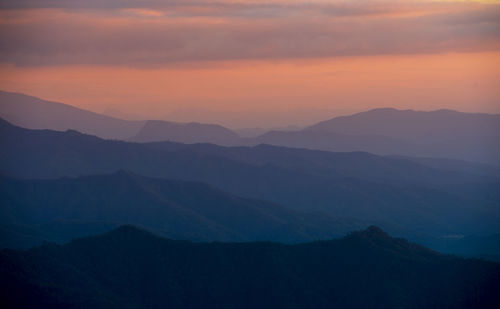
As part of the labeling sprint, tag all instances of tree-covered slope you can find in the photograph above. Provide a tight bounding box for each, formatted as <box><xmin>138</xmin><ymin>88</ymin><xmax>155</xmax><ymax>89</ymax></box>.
<box><xmin>1</xmin><ymin>225</ymin><xmax>499</xmax><ymax>309</ymax></box>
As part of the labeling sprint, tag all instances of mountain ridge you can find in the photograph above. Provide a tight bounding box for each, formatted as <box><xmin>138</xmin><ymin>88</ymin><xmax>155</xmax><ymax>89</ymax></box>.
<box><xmin>0</xmin><ymin>90</ymin><xmax>145</xmax><ymax>139</ymax></box>
<box><xmin>1</xmin><ymin>225</ymin><xmax>499</xmax><ymax>309</ymax></box>
<box><xmin>0</xmin><ymin>170</ymin><xmax>357</xmax><ymax>248</ymax></box>
<box><xmin>2</xmin><ymin>90</ymin><xmax>499</xmax><ymax>164</ymax></box>
<box><xmin>251</xmin><ymin>107</ymin><xmax>500</xmax><ymax>165</ymax></box>
<box><xmin>0</xmin><ymin>90</ymin><xmax>242</xmax><ymax>143</ymax></box>
<box><xmin>130</xmin><ymin>119</ymin><xmax>240</xmax><ymax>144</ymax></box>
<box><xmin>1</xmin><ymin>118</ymin><xmax>499</xmax><ymax>239</ymax></box>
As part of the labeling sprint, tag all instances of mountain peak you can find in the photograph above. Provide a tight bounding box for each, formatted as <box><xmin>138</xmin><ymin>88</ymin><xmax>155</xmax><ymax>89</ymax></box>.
<box><xmin>131</xmin><ymin>119</ymin><xmax>239</xmax><ymax>144</ymax></box>
<box><xmin>348</xmin><ymin>225</ymin><xmax>392</xmax><ymax>240</ymax></box>
<box><xmin>365</xmin><ymin>107</ymin><xmax>400</xmax><ymax>113</ymax></box>
<box><xmin>85</xmin><ymin>224</ymin><xmax>167</xmax><ymax>244</ymax></box>
<box><xmin>363</xmin><ymin>225</ymin><xmax>390</xmax><ymax>237</ymax></box>
<box><xmin>107</xmin><ymin>224</ymin><xmax>152</xmax><ymax>236</ymax></box>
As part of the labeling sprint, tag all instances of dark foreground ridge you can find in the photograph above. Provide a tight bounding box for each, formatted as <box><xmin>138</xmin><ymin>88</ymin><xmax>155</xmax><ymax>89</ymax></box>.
<box><xmin>1</xmin><ymin>225</ymin><xmax>499</xmax><ymax>309</ymax></box>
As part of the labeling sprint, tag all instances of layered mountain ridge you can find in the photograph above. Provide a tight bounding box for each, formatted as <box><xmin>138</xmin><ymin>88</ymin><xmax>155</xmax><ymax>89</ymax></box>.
<box><xmin>1</xmin><ymin>118</ymin><xmax>500</xmax><ymax>252</ymax></box>
<box><xmin>1</xmin><ymin>225</ymin><xmax>499</xmax><ymax>309</ymax></box>
<box><xmin>2</xmin><ymin>90</ymin><xmax>499</xmax><ymax>164</ymax></box>
<box><xmin>0</xmin><ymin>171</ymin><xmax>355</xmax><ymax>248</ymax></box>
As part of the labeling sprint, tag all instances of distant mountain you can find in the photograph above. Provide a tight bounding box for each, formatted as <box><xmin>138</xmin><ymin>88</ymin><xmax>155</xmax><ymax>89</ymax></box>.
<box><xmin>3</xmin><ymin>91</ymin><xmax>499</xmax><ymax>164</ymax></box>
<box><xmin>388</xmin><ymin>155</ymin><xmax>500</xmax><ymax>179</ymax></box>
<box><xmin>420</xmin><ymin>233</ymin><xmax>500</xmax><ymax>262</ymax></box>
<box><xmin>309</xmin><ymin>108</ymin><xmax>500</xmax><ymax>140</ymax></box>
<box><xmin>0</xmin><ymin>90</ymin><xmax>240</xmax><ymax>143</ymax></box>
<box><xmin>1</xmin><ymin>225</ymin><xmax>499</xmax><ymax>309</ymax></box>
<box><xmin>249</xmin><ymin>108</ymin><xmax>500</xmax><ymax>165</ymax></box>
<box><xmin>0</xmin><ymin>90</ymin><xmax>145</xmax><ymax>139</ymax></box>
<box><xmin>0</xmin><ymin>171</ymin><xmax>354</xmax><ymax>249</ymax></box>
<box><xmin>249</xmin><ymin>129</ymin><xmax>410</xmax><ymax>155</ymax></box>
<box><xmin>1</xmin><ymin>119</ymin><xmax>499</xmax><ymax>238</ymax></box>
<box><xmin>236</xmin><ymin>125</ymin><xmax>302</xmax><ymax>138</ymax></box>
<box><xmin>130</xmin><ymin>120</ymin><xmax>240</xmax><ymax>145</ymax></box>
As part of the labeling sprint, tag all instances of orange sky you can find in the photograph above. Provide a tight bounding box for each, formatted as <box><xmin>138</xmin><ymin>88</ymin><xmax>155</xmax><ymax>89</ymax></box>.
<box><xmin>0</xmin><ymin>1</ymin><xmax>499</xmax><ymax>128</ymax></box>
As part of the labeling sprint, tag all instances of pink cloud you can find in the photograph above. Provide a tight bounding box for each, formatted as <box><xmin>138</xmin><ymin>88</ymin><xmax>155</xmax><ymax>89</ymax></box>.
<box><xmin>0</xmin><ymin>1</ymin><xmax>498</xmax><ymax>67</ymax></box>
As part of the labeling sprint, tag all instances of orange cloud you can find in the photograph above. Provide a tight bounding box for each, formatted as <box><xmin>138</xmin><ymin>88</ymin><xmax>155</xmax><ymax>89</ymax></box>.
<box><xmin>0</xmin><ymin>3</ymin><xmax>499</xmax><ymax>67</ymax></box>
<box><xmin>1</xmin><ymin>52</ymin><xmax>498</xmax><ymax>127</ymax></box>
<box><xmin>0</xmin><ymin>1</ymin><xmax>498</xmax><ymax>127</ymax></box>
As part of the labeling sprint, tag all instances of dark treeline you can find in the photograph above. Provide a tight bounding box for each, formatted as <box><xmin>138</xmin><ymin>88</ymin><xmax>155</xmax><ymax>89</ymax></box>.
<box><xmin>1</xmin><ymin>226</ymin><xmax>499</xmax><ymax>309</ymax></box>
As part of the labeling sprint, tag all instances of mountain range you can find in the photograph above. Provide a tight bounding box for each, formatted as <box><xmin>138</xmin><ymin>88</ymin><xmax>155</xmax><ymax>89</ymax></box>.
<box><xmin>129</xmin><ymin>120</ymin><xmax>240</xmax><ymax>145</ymax></box>
<box><xmin>0</xmin><ymin>90</ymin><xmax>238</xmax><ymax>144</ymax></box>
<box><xmin>0</xmin><ymin>171</ymin><xmax>356</xmax><ymax>249</ymax></box>
<box><xmin>0</xmin><ymin>90</ymin><xmax>144</xmax><ymax>140</ymax></box>
<box><xmin>1</xmin><ymin>225</ymin><xmax>499</xmax><ymax>309</ymax></box>
<box><xmin>1</xmin><ymin>90</ymin><xmax>499</xmax><ymax>164</ymax></box>
<box><xmin>1</xmin><ymin>118</ymin><xmax>499</xmax><ymax>243</ymax></box>
<box><xmin>1</xmin><ymin>90</ymin><xmax>499</xmax><ymax>259</ymax></box>
<box><xmin>256</xmin><ymin>108</ymin><xmax>500</xmax><ymax>165</ymax></box>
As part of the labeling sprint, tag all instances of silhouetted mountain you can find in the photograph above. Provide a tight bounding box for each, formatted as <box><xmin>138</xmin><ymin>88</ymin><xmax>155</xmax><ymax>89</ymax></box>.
<box><xmin>0</xmin><ymin>172</ymin><xmax>356</xmax><ymax>249</ymax></box>
<box><xmin>309</xmin><ymin>108</ymin><xmax>500</xmax><ymax>140</ymax></box>
<box><xmin>389</xmin><ymin>155</ymin><xmax>500</xmax><ymax>179</ymax></box>
<box><xmin>130</xmin><ymin>120</ymin><xmax>240</xmax><ymax>144</ymax></box>
<box><xmin>115</xmin><ymin>137</ymin><xmax>500</xmax><ymax>187</ymax></box>
<box><xmin>0</xmin><ymin>90</ymin><xmax>145</xmax><ymax>139</ymax></box>
<box><xmin>3</xmin><ymin>91</ymin><xmax>499</xmax><ymax>164</ymax></box>
<box><xmin>1</xmin><ymin>225</ymin><xmax>499</xmax><ymax>309</ymax></box>
<box><xmin>236</xmin><ymin>125</ymin><xmax>302</xmax><ymax>138</ymax></box>
<box><xmin>1</xmin><ymin>119</ymin><xmax>499</xmax><ymax>238</ymax></box>
<box><xmin>0</xmin><ymin>90</ymin><xmax>240</xmax><ymax>143</ymax></box>
<box><xmin>250</xmin><ymin>129</ymin><xmax>410</xmax><ymax>155</ymax></box>
<box><xmin>419</xmin><ymin>233</ymin><xmax>500</xmax><ymax>262</ymax></box>
<box><xmin>250</xmin><ymin>108</ymin><xmax>500</xmax><ymax>165</ymax></box>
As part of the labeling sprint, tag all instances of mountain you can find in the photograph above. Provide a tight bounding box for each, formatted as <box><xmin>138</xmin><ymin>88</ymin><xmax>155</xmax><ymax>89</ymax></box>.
<box><xmin>1</xmin><ymin>118</ymin><xmax>499</xmax><ymax>238</ymax></box>
<box><xmin>130</xmin><ymin>120</ymin><xmax>240</xmax><ymax>145</ymax></box>
<box><xmin>388</xmin><ymin>155</ymin><xmax>500</xmax><ymax>179</ymax></box>
<box><xmin>0</xmin><ymin>90</ymin><xmax>240</xmax><ymax>143</ymax></box>
<box><xmin>0</xmin><ymin>171</ymin><xmax>355</xmax><ymax>249</ymax></box>
<box><xmin>3</xmin><ymin>91</ymin><xmax>499</xmax><ymax>165</ymax></box>
<box><xmin>1</xmin><ymin>225</ymin><xmax>499</xmax><ymax>309</ymax></box>
<box><xmin>235</xmin><ymin>125</ymin><xmax>303</xmax><ymax>138</ymax></box>
<box><xmin>421</xmin><ymin>233</ymin><xmax>500</xmax><ymax>262</ymax></box>
<box><xmin>0</xmin><ymin>90</ymin><xmax>145</xmax><ymax>139</ymax></box>
<box><xmin>249</xmin><ymin>108</ymin><xmax>500</xmax><ymax>165</ymax></box>
<box><xmin>309</xmin><ymin>108</ymin><xmax>500</xmax><ymax>140</ymax></box>
<box><xmin>249</xmin><ymin>129</ymin><xmax>411</xmax><ymax>157</ymax></box>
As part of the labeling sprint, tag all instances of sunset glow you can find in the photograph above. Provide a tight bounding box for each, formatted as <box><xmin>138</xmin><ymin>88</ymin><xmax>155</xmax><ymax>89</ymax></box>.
<box><xmin>0</xmin><ymin>0</ymin><xmax>499</xmax><ymax>127</ymax></box>
<box><xmin>2</xmin><ymin>2</ymin><xmax>500</xmax><ymax>306</ymax></box>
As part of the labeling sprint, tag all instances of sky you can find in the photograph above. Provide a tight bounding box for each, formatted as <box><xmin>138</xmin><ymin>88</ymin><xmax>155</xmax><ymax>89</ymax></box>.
<box><xmin>0</xmin><ymin>0</ymin><xmax>499</xmax><ymax>128</ymax></box>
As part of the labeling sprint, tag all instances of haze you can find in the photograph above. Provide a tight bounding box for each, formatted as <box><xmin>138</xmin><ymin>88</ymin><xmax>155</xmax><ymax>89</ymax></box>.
<box><xmin>0</xmin><ymin>0</ymin><xmax>499</xmax><ymax>128</ymax></box>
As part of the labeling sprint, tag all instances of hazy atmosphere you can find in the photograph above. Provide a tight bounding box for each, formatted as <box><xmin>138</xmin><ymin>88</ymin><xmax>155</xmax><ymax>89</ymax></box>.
<box><xmin>1</xmin><ymin>1</ymin><xmax>500</xmax><ymax>308</ymax></box>
<box><xmin>1</xmin><ymin>0</ymin><xmax>499</xmax><ymax>127</ymax></box>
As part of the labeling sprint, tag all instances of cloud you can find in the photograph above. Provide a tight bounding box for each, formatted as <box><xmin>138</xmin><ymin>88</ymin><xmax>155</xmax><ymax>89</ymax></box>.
<box><xmin>0</xmin><ymin>1</ymin><xmax>499</xmax><ymax>67</ymax></box>
<box><xmin>0</xmin><ymin>1</ymin><xmax>488</xmax><ymax>18</ymax></box>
